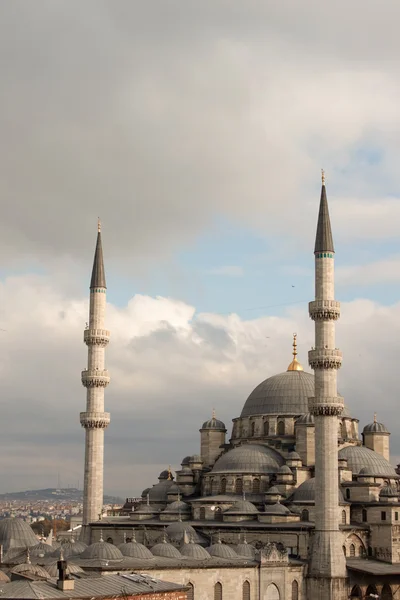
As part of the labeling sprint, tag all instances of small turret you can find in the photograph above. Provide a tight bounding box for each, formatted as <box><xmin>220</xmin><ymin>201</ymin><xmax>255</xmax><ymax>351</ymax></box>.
<box><xmin>362</xmin><ymin>414</ymin><xmax>390</xmax><ymax>461</ymax></box>
<box><xmin>200</xmin><ymin>409</ymin><xmax>226</xmax><ymax>468</ymax></box>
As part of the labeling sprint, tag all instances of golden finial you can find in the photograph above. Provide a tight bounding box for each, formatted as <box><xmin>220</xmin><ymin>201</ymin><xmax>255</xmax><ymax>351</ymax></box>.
<box><xmin>97</xmin><ymin>217</ymin><xmax>101</xmax><ymax>233</ymax></box>
<box><xmin>374</xmin><ymin>412</ymin><xmax>377</xmax><ymax>423</ymax></box>
<box><xmin>287</xmin><ymin>333</ymin><xmax>304</xmax><ymax>371</ymax></box>
<box><xmin>167</xmin><ymin>465</ymin><xmax>172</xmax><ymax>480</ymax></box>
<box><xmin>321</xmin><ymin>169</ymin><xmax>325</xmax><ymax>185</ymax></box>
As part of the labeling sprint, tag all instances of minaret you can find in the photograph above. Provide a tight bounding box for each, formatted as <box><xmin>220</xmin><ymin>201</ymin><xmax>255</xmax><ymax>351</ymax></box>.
<box><xmin>80</xmin><ymin>220</ymin><xmax>110</xmax><ymax>542</ymax></box>
<box><xmin>307</xmin><ymin>172</ymin><xmax>347</xmax><ymax>598</ymax></box>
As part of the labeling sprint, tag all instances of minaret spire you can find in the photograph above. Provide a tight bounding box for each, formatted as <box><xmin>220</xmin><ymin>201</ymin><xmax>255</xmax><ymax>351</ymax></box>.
<box><xmin>80</xmin><ymin>221</ymin><xmax>111</xmax><ymax>543</ymax></box>
<box><xmin>287</xmin><ymin>333</ymin><xmax>304</xmax><ymax>371</ymax></box>
<box><xmin>307</xmin><ymin>174</ymin><xmax>346</xmax><ymax>598</ymax></box>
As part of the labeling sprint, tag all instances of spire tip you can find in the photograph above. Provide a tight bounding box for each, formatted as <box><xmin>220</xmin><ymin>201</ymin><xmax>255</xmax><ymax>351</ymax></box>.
<box><xmin>321</xmin><ymin>169</ymin><xmax>325</xmax><ymax>185</ymax></box>
<box><xmin>97</xmin><ymin>217</ymin><xmax>101</xmax><ymax>233</ymax></box>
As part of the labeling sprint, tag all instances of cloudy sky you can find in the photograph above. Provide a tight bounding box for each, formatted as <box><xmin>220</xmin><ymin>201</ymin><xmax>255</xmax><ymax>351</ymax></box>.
<box><xmin>1</xmin><ymin>1</ymin><xmax>400</xmax><ymax>498</ymax></box>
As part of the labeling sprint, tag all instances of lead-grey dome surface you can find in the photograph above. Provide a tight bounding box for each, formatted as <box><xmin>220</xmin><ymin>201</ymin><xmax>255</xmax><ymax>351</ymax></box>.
<box><xmin>166</xmin><ymin>522</ymin><xmax>199</xmax><ymax>543</ymax></box>
<box><xmin>202</xmin><ymin>416</ymin><xmax>226</xmax><ymax>430</ymax></box>
<box><xmin>29</xmin><ymin>541</ymin><xmax>54</xmax><ymax>557</ymax></box>
<box><xmin>292</xmin><ymin>477</ymin><xmax>344</xmax><ymax>503</ymax></box>
<box><xmin>212</xmin><ymin>444</ymin><xmax>284</xmax><ymax>474</ymax></box>
<box><xmin>11</xmin><ymin>562</ymin><xmax>50</xmax><ymax>579</ymax></box>
<box><xmin>180</xmin><ymin>542</ymin><xmax>211</xmax><ymax>560</ymax></box>
<box><xmin>80</xmin><ymin>540</ymin><xmax>123</xmax><ymax>560</ymax></box>
<box><xmin>241</xmin><ymin>371</ymin><xmax>350</xmax><ymax>417</ymax></box>
<box><xmin>52</xmin><ymin>540</ymin><xmax>87</xmax><ymax>558</ymax></box>
<box><xmin>207</xmin><ymin>542</ymin><xmax>238</xmax><ymax>559</ymax></box>
<box><xmin>46</xmin><ymin>561</ymin><xmax>84</xmax><ymax>577</ymax></box>
<box><xmin>380</xmin><ymin>485</ymin><xmax>398</xmax><ymax>498</ymax></box>
<box><xmin>163</xmin><ymin>500</ymin><xmax>191</xmax><ymax>514</ymax></box>
<box><xmin>264</xmin><ymin>502</ymin><xmax>290</xmax><ymax>515</ymax></box>
<box><xmin>0</xmin><ymin>518</ymin><xmax>38</xmax><ymax>552</ymax></box>
<box><xmin>363</xmin><ymin>421</ymin><xmax>389</xmax><ymax>434</ymax></box>
<box><xmin>151</xmin><ymin>541</ymin><xmax>182</xmax><ymax>559</ymax></box>
<box><xmin>236</xmin><ymin>542</ymin><xmax>256</xmax><ymax>559</ymax></box>
<box><xmin>339</xmin><ymin>445</ymin><xmax>397</xmax><ymax>477</ymax></box>
<box><xmin>225</xmin><ymin>500</ymin><xmax>259</xmax><ymax>514</ymax></box>
<box><xmin>118</xmin><ymin>541</ymin><xmax>154</xmax><ymax>559</ymax></box>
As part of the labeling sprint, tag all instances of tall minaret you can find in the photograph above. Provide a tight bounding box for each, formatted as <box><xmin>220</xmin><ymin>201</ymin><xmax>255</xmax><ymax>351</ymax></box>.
<box><xmin>307</xmin><ymin>172</ymin><xmax>346</xmax><ymax>599</ymax></box>
<box><xmin>80</xmin><ymin>220</ymin><xmax>110</xmax><ymax>542</ymax></box>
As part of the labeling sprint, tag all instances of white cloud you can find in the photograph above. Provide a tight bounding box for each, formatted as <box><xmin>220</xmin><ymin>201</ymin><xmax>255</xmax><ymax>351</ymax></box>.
<box><xmin>1</xmin><ymin>273</ymin><xmax>400</xmax><ymax>497</ymax></box>
<box><xmin>337</xmin><ymin>256</ymin><xmax>400</xmax><ymax>286</ymax></box>
<box><xmin>207</xmin><ymin>266</ymin><xmax>244</xmax><ymax>277</ymax></box>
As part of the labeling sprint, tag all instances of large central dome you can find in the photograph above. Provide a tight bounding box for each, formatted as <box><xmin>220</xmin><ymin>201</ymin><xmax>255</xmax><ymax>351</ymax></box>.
<box><xmin>241</xmin><ymin>370</ymin><xmax>315</xmax><ymax>417</ymax></box>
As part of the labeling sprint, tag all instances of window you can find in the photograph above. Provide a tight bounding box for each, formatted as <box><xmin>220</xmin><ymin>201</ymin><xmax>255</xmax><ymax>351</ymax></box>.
<box><xmin>235</xmin><ymin>478</ymin><xmax>243</xmax><ymax>494</ymax></box>
<box><xmin>242</xmin><ymin>581</ymin><xmax>250</xmax><ymax>600</ymax></box>
<box><xmin>382</xmin><ymin>511</ymin><xmax>387</xmax><ymax>521</ymax></box>
<box><xmin>277</xmin><ymin>421</ymin><xmax>285</xmax><ymax>436</ymax></box>
<box><xmin>366</xmin><ymin>585</ymin><xmax>379</xmax><ymax>598</ymax></box>
<box><xmin>200</xmin><ymin>507</ymin><xmax>206</xmax><ymax>520</ymax></box>
<box><xmin>251</xmin><ymin>422</ymin><xmax>255</xmax><ymax>436</ymax></box>
<box><xmin>341</xmin><ymin>510</ymin><xmax>346</xmax><ymax>524</ymax></box>
<box><xmin>301</xmin><ymin>509</ymin><xmax>309</xmax><ymax>522</ymax></box>
<box><xmin>214</xmin><ymin>582</ymin><xmax>222</xmax><ymax>600</ymax></box>
<box><xmin>381</xmin><ymin>584</ymin><xmax>393</xmax><ymax>600</ymax></box>
<box><xmin>106</xmin><ymin>537</ymin><xmax>113</xmax><ymax>544</ymax></box>
<box><xmin>362</xmin><ymin>509</ymin><xmax>367</xmax><ymax>522</ymax></box>
<box><xmin>358</xmin><ymin>545</ymin><xmax>364</xmax><ymax>557</ymax></box>
<box><xmin>345</xmin><ymin>488</ymin><xmax>350</xmax><ymax>500</ymax></box>
<box><xmin>350</xmin><ymin>543</ymin><xmax>355</xmax><ymax>557</ymax></box>
<box><xmin>291</xmin><ymin>580</ymin><xmax>299</xmax><ymax>600</ymax></box>
<box><xmin>342</xmin><ymin>546</ymin><xmax>346</xmax><ymax>556</ymax></box>
<box><xmin>265</xmin><ymin>583</ymin><xmax>280</xmax><ymax>600</ymax></box>
<box><xmin>220</xmin><ymin>478</ymin><xmax>227</xmax><ymax>494</ymax></box>
<box><xmin>396</xmin><ymin>512</ymin><xmax>399</xmax><ymax>521</ymax></box>
<box><xmin>252</xmin><ymin>478</ymin><xmax>260</xmax><ymax>494</ymax></box>
<box><xmin>264</xmin><ymin>421</ymin><xmax>269</xmax><ymax>436</ymax></box>
<box><xmin>350</xmin><ymin>585</ymin><xmax>362</xmax><ymax>598</ymax></box>
<box><xmin>187</xmin><ymin>583</ymin><xmax>194</xmax><ymax>600</ymax></box>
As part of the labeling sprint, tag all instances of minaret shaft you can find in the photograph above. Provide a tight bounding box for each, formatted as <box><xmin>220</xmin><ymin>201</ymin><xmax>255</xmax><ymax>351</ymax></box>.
<box><xmin>307</xmin><ymin>179</ymin><xmax>346</xmax><ymax>597</ymax></box>
<box><xmin>80</xmin><ymin>228</ymin><xmax>110</xmax><ymax>541</ymax></box>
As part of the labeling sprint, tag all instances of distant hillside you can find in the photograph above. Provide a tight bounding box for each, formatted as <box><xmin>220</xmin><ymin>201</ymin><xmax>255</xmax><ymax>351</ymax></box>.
<box><xmin>0</xmin><ymin>488</ymin><xmax>122</xmax><ymax>503</ymax></box>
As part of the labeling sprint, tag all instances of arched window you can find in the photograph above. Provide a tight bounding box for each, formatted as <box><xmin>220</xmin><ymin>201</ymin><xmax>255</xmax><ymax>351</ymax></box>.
<box><xmin>358</xmin><ymin>545</ymin><xmax>364</xmax><ymax>557</ymax></box>
<box><xmin>342</xmin><ymin>545</ymin><xmax>346</xmax><ymax>556</ymax></box>
<box><xmin>187</xmin><ymin>583</ymin><xmax>194</xmax><ymax>600</ymax></box>
<box><xmin>345</xmin><ymin>488</ymin><xmax>350</xmax><ymax>500</ymax></box>
<box><xmin>214</xmin><ymin>582</ymin><xmax>222</xmax><ymax>600</ymax></box>
<box><xmin>220</xmin><ymin>478</ymin><xmax>227</xmax><ymax>494</ymax></box>
<box><xmin>266</xmin><ymin>583</ymin><xmax>280</xmax><ymax>600</ymax></box>
<box><xmin>214</xmin><ymin>507</ymin><xmax>223</xmax><ymax>522</ymax></box>
<box><xmin>382</xmin><ymin>584</ymin><xmax>393</xmax><ymax>600</ymax></box>
<box><xmin>291</xmin><ymin>580</ymin><xmax>299</xmax><ymax>600</ymax></box>
<box><xmin>350</xmin><ymin>585</ymin><xmax>362</xmax><ymax>598</ymax></box>
<box><xmin>264</xmin><ymin>420</ymin><xmax>269</xmax><ymax>436</ymax></box>
<box><xmin>252</xmin><ymin>478</ymin><xmax>260</xmax><ymax>493</ymax></box>
<box><xmin>341</xmin><ymin>510</ymin><xmax>346</xmax><ymax>524</ymax></box>
<box><xmin>301</xmin><ymin>509</ymin><xmax>309</xmax><ymax>522</ymax></box>
<box><xmin>106</xmin><ymin>537</ymin><xmax>113</xmax><ymax>544</ymax></box>
<box><xmin>242</xmin><ymin>581</ymin><xmax>250</xmax><ymax>600</ymax></box>
<box><xmin>277</xmin><ymin>421</ymin><xmax>285</xmax><ymax>436</ymax></box>
<box><xmin>200</xmin><ymin>507</ymin><xmax>206</xmax><ymax>520</ymax></box>
<box><xmin>362</xmin><ymin>508</ymin><xmax>367</xmax><ymax>522</ymax></box>
<box><xmin>251</xmin><ymin>422</ymin><xmax>256</xmax><ymax>436</ymax></box>
<box><xmin>350</xmin><ymin>543</ymin><xmax>355</xmax><ymax>557</ymax></box>
<box><xmin>235</xmin><ymin>478</ymin><xmax>243</xmax><ymax>494</ymax></box>
<box><xmin>366</xmin><ymin>585</ymin><xmax>379</xmax><ymax>598</ymax></box>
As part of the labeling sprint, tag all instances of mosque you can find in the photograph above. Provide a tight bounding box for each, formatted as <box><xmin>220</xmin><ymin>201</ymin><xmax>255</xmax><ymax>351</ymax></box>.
<box><xmin>1</xmin><ymin>177</ymin><xmax>400</xmax><ymax>600</ymax></box>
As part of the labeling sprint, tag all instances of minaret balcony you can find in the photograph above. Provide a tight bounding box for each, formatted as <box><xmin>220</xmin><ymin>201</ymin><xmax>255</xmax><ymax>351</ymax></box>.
<box><xmin>309</xmin><ymin>300</ymin><xmax>340</xmax><ymax>321</ymax></box>
<box><xmin>81</xmin><ymin>369</ymin><xmax>110</xmax><ymax>388</ymax></box>
<box><xmin>80</xmin><ymin>411</ymin><xmax>110</xmax><ymax>429</ymax></box>
<box><xmin>308</xmin><ymin>348</ymin><xmax>342</xmax><ymax>370</ymax></box>
<box><xmin>84</xmin><ymin>328</ymin><xmax>110</xmax><ymax>346</ymax></box>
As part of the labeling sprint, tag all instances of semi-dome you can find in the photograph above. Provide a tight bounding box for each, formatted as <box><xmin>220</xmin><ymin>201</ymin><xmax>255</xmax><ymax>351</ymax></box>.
<box><xmin>292</xmin><ymin>478</ymin><xmax>344</xmax><ymax>503</ymax></box>
<box><xmin>0</xmin><ymin>518</ymin><xmax>38</xmax><ymax>552</ymax></box>
<box><xmin>212</xmin><ymin>444</ymin><xmax>284</xmax><ymax>474</ymax></box>
<box><xmin>46</xmin><ymin>561</ymin><xmax>84</xmax><ymax>577</ymax></box>
<box><xmin>339</xmin><ymin>446</ymin><xmax>397</xmax><ymax>477</ymax></box>
<box><xmin>236</xmin><ymin>541</ymin><xmax>256</xmax><ymax>559</ymax></box>
<box><xmin>11</xmin><ymin>561</ymin><xmax>50</xmax><ymax>579</ymax></box>
<box><xmin>278</xmin><ymin>465</ymin><xmax>292</xmax><ymax>474</ymax></box>
<box><xmin>225</xmin><ymin>500</ymin><xmax>259</xmax><ymax>514</ymax></box>
<box><xmin>148</xmin><ymin>480</ymin><xmax>175</xmax><ymax>502</ymax></box>
<box><xmin>80</xmin><ymin>539</ymin><xmax>123</xmax><ymax>561</ymax></box>
<box><xmin>151</xmin><ymin>539</ymin><xmax>182</xmax><ymax>559</ymax></box>
<box><xmin>288</xmin><ymin>451</ymin><xmax>301</xmax><ymax>459</ymax></box>
<box><xmin>207</xmin><ymin>540</ymin><xmax>238</xmax><ymax>559</ymax></box>
<box><xmin>166</xmin><ymin>522</ymin><xmax>199</xmax><ymax>543</ymax></box>
<box><xmin>202</xmin><ymin>411</ymin><xmax>226</xmax><ymax>430</ymax></box>
<box><xmin>181</xmin><ymin>456</ymin><xmax>191</xmax><ymax>466</ymax></box>
<box><xmin>180</xmin><ymin>540</ymin><xmax>211</xmax><ymax>560</ymax></box>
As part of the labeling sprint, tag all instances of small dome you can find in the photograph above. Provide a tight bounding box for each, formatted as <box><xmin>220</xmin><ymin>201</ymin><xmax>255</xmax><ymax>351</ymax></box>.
<box><xmin>288</xmin><ymin>451</ymin><xmax>301</xmax><ymax>459</ymax></box>
<box><xmin>189</xmin><ymin>454</ymin><xmax>202</xmax><ymax>463</ymax></box>
<box><xmin>208</xmin><ymin>541</ymin><xmax>238</xmax><ymax>559</ymax></box>
<box><xmin>225</xmin><ymin>500</ymin><xmax>259</xmax><ymax>514</ymax></box>
<box><xmin>52</xmin><ymin>541</ymin><xmax>87</xmax><ymax>558</ymax></box>
<box><xmin>292</xmin><ymin>478</ymin><xmax>344</xmax><ymax>502</ymax></box>
<box><xmin>236</xmin><ymin>541</ymin><xmax>256</xmax><ymax>559</ymax></box>
<box><xmin>167</xmin><ymin>483</ymin><xmax>180</xmax><ymax>495</ymax></box>
<box><xmin>0</xmin><ymin>518</ymin><xmax>39</xmax><ymax>552</ymax></box>
<box><xmin>181</xmin><ymin>456</ymin><xmax>191</xmax><ymax>466</ymax></box>
<box><xmin>80</xmin><ymin>539</ymin><xmax>123</xmax><ymax>561</ymax></box>
<box><xmin>278</xmin><ymin>465</ymin><xmax>293</xmax><ymax>474</ymax></box>
<box><xmin>29</xmin><ymin>541</ymin><xmax>54</xmax><ymax>557</ymax></box>
<box><xmin>11</xmin><ymin>562</ymin><xmax>50</xmax><ymax>579</ymax></box>
<box><xmin>148</xmin><ymin>480</ymin><xmax>175</xmax><ymax>502</ymax></box>
<box><xmin>296</xmin><ymin>413</ymin><xmax>315</xmax><ymax>425</ymax></box>
<box><xmin>339</xmin><ymin>446</ymin><xmax>397</xmax><ymax>477</ymax></box>
<box><xmin>118</xmin><ymin>535</ymin><xmax>154</xmax><ymax>560</ymax></box>
<box><xmin>363</xmin><ymin>418</ymin><xmax>389</xmax><ymax>434</ymax></box>
<box><xmin>212</xmin><ymin>444</ymin><xmax>284</xmax><ymax>474</ymax></box>
<box><xmin>166</xmin><ymin>522</ymin><xmax>199</xmax><ymax>543</ymax></box>
<box><xmin>46</xmin><ymin>561</ymin><xmax>84</xmax><ymax>577</ymax></box>
<box><xmin>141</xmin><ymin>487</ymin><xmax>151</xmax><ymax>497</ymax></box>
<box><xmin>163</xmin><ymin>500</ymin><xmax>191</xmax><ymax>514</ymax></box>
<box><xmin>134</xmin><ymin>503</ymin><xmax>159</xmax><ymax>514</ymax></box>
<box><xmin>264</xmin><ymin>502</ymin><xmax>290</xmax><ymax>515</ymax></box>
<box><xmin>266</xmin><ymin>485</ymin><xmax>281</xmax><ymax>496</ymax></box>
<box><xmin>380</xmin><ymin>485</ymin><xmax>398</xmax><ymax>498</ymax></box>
<box><xmin>180</xmin><ymin>541</ymin><xmax>211</xmax><ymax>560</ymax></box>
<box><xmin>0</xmin><ymin>570</ymin><xmax>10</xmax><ymax>583</ymax></box>
<box><xmin>151</xmin><ymin>540</ymin><xmax>182</xmax><ymax>559</ymax></box>
<box><xmin>180</xmin><ymin>466</ymin><xmax>193</xmax><ymax>474</ymax></box>
<box><xmin>159</xmin><ymin>470</ymin><xmax>170</xmax><ymax>480</ymax></box>
<box><xmin>202</xmin><ymin>412</ymin><xmax>226</xmax><ymax>430</ymax></box>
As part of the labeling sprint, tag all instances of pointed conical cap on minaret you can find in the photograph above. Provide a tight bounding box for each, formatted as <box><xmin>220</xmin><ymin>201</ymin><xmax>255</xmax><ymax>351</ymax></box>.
<box><xmin>90</xmin><ymin>218</ymin><xmax>106</xmax><ymax>289</ymax></box>
<box><xmin>314</xmin><ymin>170</ymin><xmax>334</xmax><ymax>254</ymax></box>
